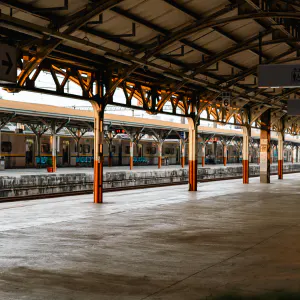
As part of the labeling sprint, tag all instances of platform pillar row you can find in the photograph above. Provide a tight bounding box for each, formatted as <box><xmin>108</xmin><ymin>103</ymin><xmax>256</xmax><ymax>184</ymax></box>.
<box><xmin>260</xmin><ymin>109</ymin><xmax>271</xmax><ymax>184</ymax></box>
<box><xmin>242</xmin><ymin>126</ymin><xmax>251</xmax><ymax>184</ymax></box>
<box><xmin>92</xmin><ymin>103</ymin><xmax>105</xmax><ymax>204</ymax></box>
<box><xmin>201</xmin><ymin>144</ymin><xmax>205</xmax><ymax>167</ymax></box>
<box><xmin>223</xmin><ymin>145</ymin><xmax>227</xmax><ymax>166</ymax></box>
<box><xmin>278</xmin><ymin>132</ymin><xmax>284</xmax><ymax>180</ymax></box>
<box><xmin>129</xmin><ymin>141</ymin><xmax>134</xmax><ymax>170</ymax></box>
<box><xmin>180</xmin><ymin>139</ymin><xmax>185</xmax><ymax>168</ymax></box>
<box><xmin>188</xmin><ymin>118</ymin><xmax>198</xmax><ymax>191</ymax></box>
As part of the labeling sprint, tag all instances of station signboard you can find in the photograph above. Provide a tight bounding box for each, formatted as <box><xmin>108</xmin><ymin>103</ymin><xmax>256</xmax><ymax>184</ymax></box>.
<box><xmin>0</xmin><ymin>44</ymin><xmax>17</xmax><ymax>84</ymax></box>
<box><xmin>258</xmin><ymin>64</ymin><xmax>300</xmax><ymax>88</ymax></box>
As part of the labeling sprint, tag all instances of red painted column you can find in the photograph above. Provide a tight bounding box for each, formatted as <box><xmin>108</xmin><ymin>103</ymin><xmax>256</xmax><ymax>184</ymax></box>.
<box><xmin>129</xmin><ymin>141</ymin><xmax>133</xmax><ymax>170</ymax></box>
<box><xmin>108</xmin><ymin>155</ymin><xmax>112</xmax><ymax>167</ymax></box>
<box><xmin>188</xmin><ymin>118</ymin><xmax>198</xmax><ymax>191</ymax></box>
<box><xmin>278</xmin><ymin>132</ymin><xmax>284</xmax><ymax>180</ymax></box>
<box><xmin>158</xmin><ymin>142</ymin><xmax>162</xmax><ymax>169</ymax></box>
<box><xmin>180</xmin><ymin>139</ymin><xmax>185</xmax><ymax>168</ymax></box>
<box><xmin>242</xmin><ymin>126</ymin><xmax>250</xmax><ymax>184</ymax></box>
<box><xmin>92</xmin><ymin>102</ymin><xmax>104</xmax><ymax>204</ymax></box>
<box><xmin>292</xmin><ymin>146</ymin><xmax>296</xmax><ymax>164</ymax></box>
<box><xmin>260</xmin><ymin>110</ymin><xmax>271</xmax><ymax>184</ymax></box>
<box><xmin>201</xmin><ymin>144</ymin><xmax>205</xmax><ymax>167</ymax></box>
<box><xmin>223</xmin><ymin>145</ymin><xmax>227</xmax><ymax>166</ymax></box>
<box><xmin>51</xmin><ymin>134</ymin><xmax>57</xmax><ymax>172</ymax></box>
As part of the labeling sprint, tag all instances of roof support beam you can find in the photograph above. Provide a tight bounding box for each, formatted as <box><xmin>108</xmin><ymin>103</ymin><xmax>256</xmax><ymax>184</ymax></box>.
<box><xmin>15</xmin><ymin>0</ymin><xmax>124</xmax><ymax>88</ymax></box>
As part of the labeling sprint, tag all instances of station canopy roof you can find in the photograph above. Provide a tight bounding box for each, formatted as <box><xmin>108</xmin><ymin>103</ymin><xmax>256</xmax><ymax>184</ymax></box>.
<box><xmin>1</xmin><ymin>0</ymin><xmax>300</xmax><ymax>112</ymax></box>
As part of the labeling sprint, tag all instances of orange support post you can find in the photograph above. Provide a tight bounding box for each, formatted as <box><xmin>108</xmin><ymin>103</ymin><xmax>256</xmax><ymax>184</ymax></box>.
<box><xmin>278</xmin><ymin>132</ymin><xmax>284</xmax><ymax>180</ymax></box>
<box><xmin>129</xmin><ymin>141</ymin><xmax>133</xmax><ymax>170</ymax></box>
<box><xmin>51</xmin><ymin>134</ymin><xmax>57</xmax><ymax>172</ymax></box>
<box><xmin>242</xmin><ymin>126</ymin><xmax>250</xmax><ymax>184</ymax></box>
<box><xmin>201</xmin><ymin>144</ymin><xmax>205</xmax><ymax>167</ymax></box>
<box><xmin>108</xmin><ymin>155</ymin><xmax>112</xmax><ymax>167</ymax></box>
<box><xmin>188</xmin><ymin>118</ymin><xmax>198</xmax><ymax>191</ymax></box>
<box><xmin>158</xmin><ymin>143</ymin><xmax>162</xmax><ymax>169</ymax></box>
<box><xmin>260</xmin><ymin>110</ymin><xmax>271</xmax><ymax>184</ymax></box>
<box><xmin>223</xmin><ymin>145</ymin><xmax>227</xmax><ymax>166</ymax></box>
<box><xmin>180</xmin><ymin>139</ymin><xmax>185</xmax><ymax>168</ymax></box>
<box><xmin>91</xmin><ymin>102</ymin><xmax>105</xmax><ymax>204</ymax></box>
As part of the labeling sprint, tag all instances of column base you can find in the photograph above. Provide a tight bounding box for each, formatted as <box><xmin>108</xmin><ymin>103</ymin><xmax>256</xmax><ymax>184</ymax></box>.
<box><xmin>52</xmin><ymin>156</ymin><xmax>57</xmax><ymax>172</ymax></box>
<box><xmin>189</xmin><ymin>160</ymin><xmax>198</xmax><ymax>191</ymax></box>
<box><xmin>242</xmin><ymin>160</ymin><xmax>249</xmax><ymax>184</ymax></box>
<box><xmin>93</xmin><ymin>158</ymin><xmax>103</xmax><ymax>203</ymax></box>
<box><xmin>260</xmin><ymin>175</ymin><xmax>270</xmax><ymax>184</ymax></box>
<box><xmin>201</xmin><ymin>157</ymin><xmax>205</xmax><ymax>167</ymax></box>
<box><xmin>223</xmin><ymin>157</ymin><xmax>227</xmax><ymax>166</ymax></box>
<box><xmin>181</xmin><ymin>157</ymin><xmax>185</xmax><ymax>168</ymax></box>
<box><xmin>108</xmin><ymin>156</ymin><xmax>112</xmax><ymax>167</ymax></box>
<box><xmin>158</xmin><ymin>156</ymin><xmax>162</xmax><ymax>169</ymax></box>
<box><xmin>278</xmin><ymin>159</ymin><xmax>283</xmax><ymax>180</ymax></box>
<box><xmin>130</xmin><ymin>157</ymin><xmax>133</xmax><ymax>170</ymax></box>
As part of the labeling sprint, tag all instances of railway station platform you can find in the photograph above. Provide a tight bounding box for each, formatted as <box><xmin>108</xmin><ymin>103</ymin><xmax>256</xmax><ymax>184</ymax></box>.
<box><xmin>1</xmin><ymin>163</ymin><xmax>300</xmax><ymax>199</ymax></box>
<box><xmin>1</xmin><ymin>174</ymin><xmax>300</xmax><ymax>299</ymax></box>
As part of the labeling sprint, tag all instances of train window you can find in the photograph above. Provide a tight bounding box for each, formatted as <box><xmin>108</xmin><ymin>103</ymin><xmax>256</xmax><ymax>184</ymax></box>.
<box><xmin>1</xmin><ymin>141</ymin><xmax>12</xmax><ymax>153</ymax></box>
<box><xmin>125</xmin><ymin>146</ymin><xmax>130</xmax><ymax>154</ymax></box>
<box><xmin>146</xmin><ymin>147</ymin><xmax>156</xmax><ymax>154</ymax></box>
<box><xmin>164</xmin><ymin>148</ymin><xmax>174</xmax><ymax>155</ymax></box>
<box><xmin>83</xmin><ymin>144</ymin><xmax>90</xmax><ymax>154</ymax></box>
<box><xmin>41</xmin><ymin>143</ymin><xmax>50</xmax><ymax>153</ymax></box>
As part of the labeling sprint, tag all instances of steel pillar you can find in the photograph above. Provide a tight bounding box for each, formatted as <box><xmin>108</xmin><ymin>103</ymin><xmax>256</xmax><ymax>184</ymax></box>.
<box><xmin>188</xmin><ymin>118</ymin><xmax>198</xmax><ymax>191</ymax></box>
<box><xmin>223</xmin><ymin>145</ymin><xmax>227</xmax><ymax>166</ymax></box>
<box><xmin>201</xmin><ymin>144</ymin><xmax>205</xmax><ymax>167</ymax></box>
<box><xmin>278</xmin><ymin>132</ymin><xmax>284</xmax><ymax>180</ymax></box>
<box><xmin>130</xmin><ymin>141</ymin><xmax>134</xmax><ymax>170</ymax></box>
<box><xmin>158</xmin><ymin>142</ymin><xmax>162</xmax><ymax>169</ymax></box>
<box><xmin>260</xmin><ymin>110</ymin><xmax>271</xmax><ymax>184</ymax></box>
<box><xmin>242</xmin><ymin>126</ymin><xmax>250</xmax><ymax>184</ymax></box>
<box><xmin>180</xmin><ymin>139</ymin><xmax>185</xmax><ymax>167</ymax></box>
<box><xmin>213</xmin><ymin>141</ymin><xmax>217</xmax><ymax>164</ymax></box>
<box><xmin>292</xmin><ymin>146</ymin><xmax>297</xmax><ymax>164</ymax></box>
<box><xmin>51</xmin><ymin>133</ymin><xmax>57</xmax><ymax>172</ymax></box>
<box><xmin>91</xmin><ymin>102</ymin><xmax>105</xmax><ymax>204</ymax></box>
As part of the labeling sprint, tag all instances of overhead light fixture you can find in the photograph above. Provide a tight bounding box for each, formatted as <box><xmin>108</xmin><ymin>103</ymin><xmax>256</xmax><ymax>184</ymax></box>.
<box><xmin>163</xmin><ymin>72</ymin><xmax>183</xmax><ymax>81</ymax></box>
<box><xmin>104</xmin><ymin>53</ymin><xmax>132</xmax><ymax>65</ymax></box>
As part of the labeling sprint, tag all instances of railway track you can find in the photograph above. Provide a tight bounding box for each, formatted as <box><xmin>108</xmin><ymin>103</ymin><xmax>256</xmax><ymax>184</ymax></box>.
<box><xmin>1</xmin><ymin>170</ymin><xmax>300</xmax><ymax>203</ymax></box>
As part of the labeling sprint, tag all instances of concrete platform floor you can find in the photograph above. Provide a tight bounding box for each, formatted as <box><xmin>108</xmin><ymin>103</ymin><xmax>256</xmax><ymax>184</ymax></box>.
<box><xmin>1</xmin><ymin>174</ymin><xmax>300</xmax><ymax>299</ymax></box>
<box><xmin>0</xmin><ymin>162</ymin><xmax>297</xmax><ymax>177</ymax></box>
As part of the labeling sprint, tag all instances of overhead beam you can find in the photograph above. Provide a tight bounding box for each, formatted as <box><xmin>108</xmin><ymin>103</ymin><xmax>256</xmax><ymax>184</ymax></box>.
<box><xmin>16</xmin><ymin>0</ymin><xmax>125</xmax><ymax>87</ymax></box>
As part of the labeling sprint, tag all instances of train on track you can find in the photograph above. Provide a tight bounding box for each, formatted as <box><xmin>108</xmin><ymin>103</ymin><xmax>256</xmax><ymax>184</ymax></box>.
<box><xmin>0</xmin><ymin>100</ymin><xmax>298</xmax><ymax>169</ymax></box>
<box><xmin>0</xmin><ymin>126</ymin><xmax>294</xmax><ymax>169</ymax></box>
